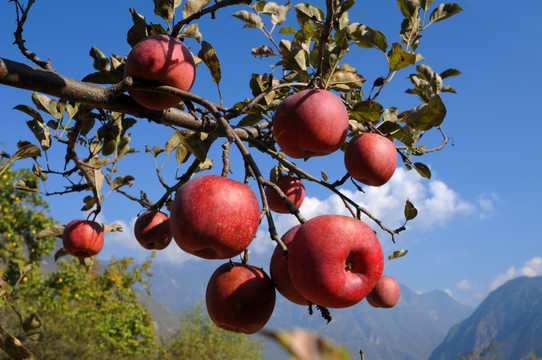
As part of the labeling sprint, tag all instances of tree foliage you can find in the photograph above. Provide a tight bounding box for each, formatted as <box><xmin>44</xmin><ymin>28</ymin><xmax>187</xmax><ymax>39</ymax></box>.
<box><xmin>162</xmin><ymin>302</ymin><xmax>264</xmax><ymax>360</ymax></box>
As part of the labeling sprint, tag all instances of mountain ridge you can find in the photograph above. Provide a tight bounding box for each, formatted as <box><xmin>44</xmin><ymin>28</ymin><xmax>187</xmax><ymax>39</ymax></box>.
<box><xmin>429</xmin><ymin>276</ymin><xmax>542</xmax><ymax>360</ymax></box>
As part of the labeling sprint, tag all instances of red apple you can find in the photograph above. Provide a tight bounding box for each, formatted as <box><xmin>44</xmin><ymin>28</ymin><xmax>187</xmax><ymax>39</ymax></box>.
<box><xmin>169</xmin><ymin>175</ymin><xmax>261</xmax><ymax>259</ymax></box>
<box><xmin>344</xmin><ymin>133</ymin><xmax>398</xmax><ymax>186</ymax></box>
<box><xmin>124</xmin><ymin>34</ymin><xmax>196</xmax><ymax>110</ymax></box>
<box><xmin>134</xmin><ymin>210</ymin><xmax>172</xmax><ymax>250</ymax></box>
<box><xmin>366</xmin><ymin>275</ymin><xmax>401</xmax><ymax>308</ymax></box>
<box><xmin>264</xmin><ymin>176</ymin><xmax>305</xmax><ymax>214</ymax></box>
<box><xmin>288</xmin><ymin>215</ymin><xmax>384</xmax><ymax>308</ymax></box>
<box><xmin>206</xmin><ymin>262</ymin><xmax>276</xmax><ymax>334</ymax></box>
<box><xmin>269</xmin><ymin>225</ymin><xmax>309</xmax><ymax>305</ymax></box>
<box><xmin>62</xmin><ymin>220</ymin><xmax>104</xmax><ymax>258</ymax></box>
<box><xmin>273</xmin><ymin>89</ymin><xmax>349</xmax><ymax>158</ymax></box>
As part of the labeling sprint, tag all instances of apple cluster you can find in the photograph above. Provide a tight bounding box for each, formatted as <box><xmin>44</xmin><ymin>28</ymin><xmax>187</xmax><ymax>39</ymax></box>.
<box><xmin>61</xmin><ymin>36</ymin><xmax>402</xmax><ymax>334</ymax></box>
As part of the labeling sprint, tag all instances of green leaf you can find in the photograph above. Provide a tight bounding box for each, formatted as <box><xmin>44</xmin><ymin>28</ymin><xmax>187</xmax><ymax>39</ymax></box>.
<box><xmin>127</xmin><ymin>8</ymin><xmax>149</xmax><ymax>47</ymax></box>
<box><xmin>232</xmin><ymin>10</ymin><xmax>264</xmax><ymax>29</ymax></box>
<box><xmin>181</xmin><ymin>23</ymin><xmax>203</xmax><ymax>43</ymax></box>
<box><xmin>11</xmin><ymin>143</ymin><xmax>41</xmax><ymax>161</ymax></box>
<box><xmin>89</xmin><ymin>47</ymin><xmax>110</xmax><ymax>71</ymax></box>
<box><xmin>175</xmin><ymin>144</ymin><xmax>189</xmax><ymax>164</ymax></box>
<box><xmin>81</xmin><ymin>195</ymin><xmax>96</xmax><ymax>211</ymax></box>
<box><xmin>32</xmin><ymin>92</ymin><xmax>63</xmax><ymax>120</ymax></box>
<box><xmin>89</xmin><ymin>168</ymin><xmax>104</xmax><ymax>194</ymax></box>
<box><xmin>27</xmin><ymin>121</ymin><xmax>51</xmax><ymax>150</ymax></box>
<box><xmin>441</xmin><ymin>84</ymin><xmax>457</xmax><ymax>93</ymax></box>
<box><xmin>440</xmin><ymin>68</ymin><xmax>461</xmax><ymax>78</ymax></box>
<box><xmin>165</xmin><ymin>132</ymin><xmax>182</xmax><ymax>154</ymax></box>
<box><xmin>406</xmin><ymin>94</ymin><xmax>446</xmax><ymax>130</ymax></box>
<box><xmin>154</xmin><ymin>0</ymin><xmax>182</xmax><ymax>23</ymax></box>
<box><xmin>278</xmin><ymin>39</ymin><xmax>307</xmax><ymax>71</ymax></box>
<box><xmin>197</xmin><ymin>41</ymin><xmax>221</xmax><ymax>84</ymax></box>
<box><xmin>251</xmin><ymin>45</ymin><xmax>277</xmax><ymax>58</ymax></box>
<box><xmin>182</xmin><ymin>0</ymin><xmax>210</xmax><ymax>19</ymax></box>
<box><xmin>321</xmin><ymin>170</ymin><xmax>328</xmax><ymax>182</ymax></box>
<box><xmin>397</xmin><ymin>0</ymin><xmax>420</xmax><ymax>18</ymax></box>
<box><xmin>117</xmin><ymin>135</ymin><xmax>133</xmax><ymax>159</ymax></box>
<box><xmin>145</xmin><ymin>145</ymin><xmax>165</xmax><ymax>158</ymax></box>
<box><xmin>279</xmin><ymin>26</ymin><xmax>297</xmax><ymax>34</ymax></box>
<box><xmin>294</xmin><ymin>3</ymin><xmax>324</xmax><ymax>25</ymax></box>
<box><xmin>377</xmin><ymin>121</ymin><xmax>402</xmax><ymax>136</ymax></box>
<box><xmin>404</xmin><ymin>199</ymin><xmax>418</xmax><ymax>220</ymax></box>
<box><xmin>388</xmin><ymin>249</ymin><xmax>408</xmax><ymax>261</ymax></box>
<box><xmin>179</xmin><ymin>131</ymin><xmax>208</xmax><ymax>161</ymax></box>
<box><xmin>237</xmin><ymin>114</ymin><xmax>263</xmax><ymax>126</ymax></box>
<box><xmin>269</xmin><ymin>166</ymin><xmax>283</xmax><ymax>183</ymax></box>
<box><xmin>413</xmin><ymin>162</ymin><xmax>431</xmax><ymax>178</ymax></box>
<box><xmin>416</xmin><ymin>64</ymin><xmax>434</xmax><ymax>81</ymax></box>
<box><xmin>387</xmin><ymin>43</ymin><xmax>423</xmax><ymax>71</ymax></box>
<box><xmin>429</xmin><ymin>3</ymin><xmax>463</xmax><ymax>24</ymax></box>
<box><xmin>349</xmin><ymin>23</ymin><xmax>388</xmax><ymax>52</ymax></box>
<box><xmin>256</xmin><ymin>1</ymin><xmax>291</xmax><ymax>25</ymax></box>
<box><xmin>412</xmin><ymin>144</ymin><xmax>426</xmax><ymax>155</ymax></box>
<box><xmin>327</xmin><ymin>64</ymin><xmax>366</xmax><ymax>92</ymax></box>
<box><xmin>430</xmin><ymin>73</ymin><xmax>443</xmax><ymax>93</ymax></box>
<box><xmin>111</xmin><ymin>176</ymin><xmax>135</xmax><ymax>191</ymax></box>
<box><xmin>351</xmin><ymin>100</ymin><xmax>384</xmax><ymax>123</ymax></box>
<box><xmin>420</xmin><ymin>0</ymin><xmax>433</xmax><ymax>11</ymax></box>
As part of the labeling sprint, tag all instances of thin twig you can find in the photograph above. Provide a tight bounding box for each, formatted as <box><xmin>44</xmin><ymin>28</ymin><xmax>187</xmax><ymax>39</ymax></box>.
<box><xmin>11</xmin><ymin>0</ymin><xmax>54</xmax><ymax>71</ymax></box>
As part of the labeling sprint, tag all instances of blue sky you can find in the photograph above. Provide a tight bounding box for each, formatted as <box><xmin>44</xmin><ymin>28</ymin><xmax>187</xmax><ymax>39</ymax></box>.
<box><xmin>1</xmin><ymin>0</ymin><xmax>541</xmax><ymax>307</ymax></box>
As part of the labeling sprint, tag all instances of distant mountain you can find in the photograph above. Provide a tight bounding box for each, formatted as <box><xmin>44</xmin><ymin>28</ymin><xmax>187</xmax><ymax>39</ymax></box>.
<box><xmin>429</xmin><ymin>276</ymin><xmax>542</xmax><ymax>360</ymax></box>
<box><xmin>148</xmin><ymin>260</ymin><xmax>472</xmax><ymax>360</ymax></box>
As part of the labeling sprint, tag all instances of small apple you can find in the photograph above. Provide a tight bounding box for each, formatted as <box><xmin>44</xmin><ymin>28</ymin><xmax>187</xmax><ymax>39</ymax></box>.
<box><xmin>273</xmin><ymin>89</ymin><xmax>349</xmax><ymax>159</ymax></box>
<box><xmin>288</xmin><ymin>215</ymin><xmax>384</xmax><ymax>308</ymax></box>
<box><xmin>206</xmin><ymin>262</ymin><xmax>276</xmax><ymax>334</ymax></box>
<box><xmin>169</xmin><ymin>175</ymin><xmax>261</xmax><ymax>259</ymax></box>
<box><xmin>366</xmin><ymin>275</ymin><xmax>401</xmax><ymax>308</ymax></box>
<box><xmin>134</xmin><ymin>210</ymin><xmax>172</xmax><ymax>250</ymax></box>
<box><xmin>264</xmin><ymin>175</ymin><xmax>305</xmax><ymax>214</ymax></box>
<box><xmin>62</xmin><ymin>220</ymin><xmax>104</xmax><ymax>258</ymax></box>
<box><xmin>344</xmin><ymin>133</ymin><xmax>397</xmax><ymax>186</ymax></box>
<box><xmin>124</xmin><ymin>34</ymin><xmax>196</xmax><ymax>110</ymax></box>
<box><xmin>269</xmin><ymin>225</ymin><xmax>309</xmax><ymax>305</ymax></box>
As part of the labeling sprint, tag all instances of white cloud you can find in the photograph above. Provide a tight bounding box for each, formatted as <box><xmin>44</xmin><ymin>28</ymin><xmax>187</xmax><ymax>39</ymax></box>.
<box><xmin>456</xmin><ymin>279</ymin><xmax>475</xmax><ymax>291</ymax></box>
<box><xmin>490</xmin><ymin>256</ymin><xmax>542</xmax><ymax>290</ymax></box>
<box><xmin>279</xmin><ymin>168</ymin><xmax>484</xmax><ymax>233</ymax></box>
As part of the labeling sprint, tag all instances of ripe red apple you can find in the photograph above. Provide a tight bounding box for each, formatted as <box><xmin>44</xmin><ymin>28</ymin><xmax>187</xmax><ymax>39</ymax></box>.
<box><xmin>264</xmin><ymin>175</ymin><xmax>305</xmax><ymax>214</ymax></box>
<box><xmin>62</xmin><ymin>220</ymin><xmax>104</xmax><ymax>258</ymax></box>
<box><xmin>134</xmin><ymin>210</ymin><xmax>172</xmax><ymax>250</ymax></box>
<box><xmin>366</xmin><ymin>275</ymin><xmax>401</xmax><ymax>308</ymax></box>
<box><xmin>206</xmin><ymin>262</ymin><xmax>276</xmax><ymax>334</ymax></box>
<box><xmin>269</xmin><ymin>225</ymin><xmax>309</xmax><ymax>305</ymax></box>
<box><xmin>169</xmin><ymin>175</ymin><xmax>261</xmax><ymax>259</ymax></box>
<box><xmin>344</xmin><ymin>133</ymin><xmax>398</xmax><ymax>186</ymax></box>
<box><xmin>288</xmin><ymin>215</ymin><xmax>384</xmax><ymax>308</ymax></box>
<box><xmin>124</xmin><ymin>34</ymin><xmax>196</xmax><ymax>110</ymax></box>
<box><xmin>273</xmin><ymin>89</ymin><xmax>349</xmax><ymax>159</ymax></box>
